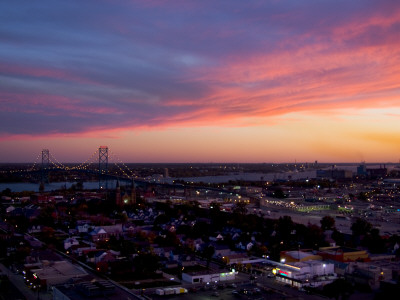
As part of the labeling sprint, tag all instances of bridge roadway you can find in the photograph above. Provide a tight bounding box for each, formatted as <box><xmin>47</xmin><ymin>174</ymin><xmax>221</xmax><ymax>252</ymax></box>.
<box><xmin>8</xmin><ymin>164</ymin><xmax>236</xmax><ymax>196</ymax></box>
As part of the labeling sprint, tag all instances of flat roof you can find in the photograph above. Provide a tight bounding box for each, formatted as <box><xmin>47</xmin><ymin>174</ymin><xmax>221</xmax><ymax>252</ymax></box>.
<box><xmin>285</xmin><ymin>251</ymin><xmax>316</xmax><ymax>259</ymax></box>
<box><xmin>319</xmin><ymin>246</ymin><xmax>367</xmax><ymax>254</ymax></box>
<box><xmin>32</xmin><ymin>261</ymin><xmax>87</xmax><ymax>279</ymax></box>
<box><xmin>183</xmin><ymin>269</ymin><xmax>233</xmax><ymax>276</ymax></box>
<box><xmin>54</xmin><ymin>281</ymin><xmax>136</xmax><ymax>300</ymax></box>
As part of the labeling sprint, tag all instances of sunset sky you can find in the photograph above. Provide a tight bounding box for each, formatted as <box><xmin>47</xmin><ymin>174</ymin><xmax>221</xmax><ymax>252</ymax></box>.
<box><xmin>1</xmin><ymin>0</ymin><xmax>400</xmax><ymax>163</ymax></box>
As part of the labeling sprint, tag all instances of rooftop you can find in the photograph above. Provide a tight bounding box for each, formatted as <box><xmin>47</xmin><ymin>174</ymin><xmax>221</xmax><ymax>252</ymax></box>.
<box><xmin>32</xmin><ymin>261</ymin><xmax>87</xmax><ymax>279</ymax></box>
<box><xmin>54</xmin><ymin>280</ymin><xmax>136</xmax><ymax>300</ymax></box>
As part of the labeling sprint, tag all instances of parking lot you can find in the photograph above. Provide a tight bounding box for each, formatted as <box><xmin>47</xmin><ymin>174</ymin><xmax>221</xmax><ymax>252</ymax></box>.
<box><xmin>148</xmin><ymin>282</ymin><xmax>284</xmax><ymax>300</ymax></box>
<box><xmin>145</xmin><ymin>276</ymin><xmax>329</xmax><ymax>300</ymax></box>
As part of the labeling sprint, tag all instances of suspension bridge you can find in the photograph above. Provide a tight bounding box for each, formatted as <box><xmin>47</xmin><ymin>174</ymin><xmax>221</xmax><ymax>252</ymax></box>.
<box><xmin>3</xmin><ymin>146</ymin><xmax>235</xmax><ymax>198</ymax></box>
<box><xmin>7</xmin><ymin>146</ymin><xmax>138</xmax><ymax>190</ymax></box>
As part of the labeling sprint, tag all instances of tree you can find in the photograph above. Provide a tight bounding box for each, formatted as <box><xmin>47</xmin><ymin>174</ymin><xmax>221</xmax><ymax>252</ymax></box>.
<box><xmin>323</xmin><ymin>278</ymin><xmax>353</xmax><ymax>300</ymax></box>
<box><xmin>39</xmin><ymin>226</ymin><xmax>56</xmax><ymax>245</ymax></box>
<box><xmin>320</xmin><ymin>216</ymin><xmax>335</xmax><ymax>231</ymax></box>
<box><xmin>164</xmin><ymin>231</ymin><xmax>180</xmax><ymax>247</ymax></box>
<box><xmin>209</xmin><ymin>201</ymin><xmax>221</xmax><ymax>219</ymax></box>
<box><xmin>272</xmin><ymin>188</ymin><xmax>286</xmax><ymax>199</ymax></box>
<box><xmin>1</xmin><ymin>188</ymin><xmax>12</xmax><ymax>197</ymax></box>
<box><xmin>277</xmin><ymin>215</ymin><xmax>294</xmax><ymax>238</ymax></box>
<box><xmin>191</xmin><ymin>221</ymin><xmax>211</xmax><ymax>239</ymax></box>
<box><xmin>357</xmin><ymin>192</ymin><xmax>368</xmax><ymax>201</ymax></box>
<box><xmin>153</xmin><ymin>214</ymin><xmax>169</xmax><ymax>227</ymax></box>
<box><xmin>133</xmin><ymin>253</ymin><xmax>160</xmax><ymax>276</ymax></box>
<box><xmin>120</xmin><ymin>240</ymin><xmax>137</xmax><ymax>257</ymax></box>
<box><xmin>232</xmin><ymin>202</ymin><xmax>247</xmax><ymax>215</ymax></box>
<box><xmin>351</xmin><ymin>218</ymin><xmax>372</xmax><ymax>237</ymax></box>
<box><xmin>364</xmin><ymin>228</ymin><xmax>385</xmax><ymax>254</ymax></box>
<box><xmin>36</xmin><ymin>205</ymin><xmax>56</xmax><ymax>227</ymax></box>
<box><xmin>202</xmin><ymin>245</ymin><xmax>215</xmax><ymax>269</ymax></box>
<box><xmin>331</xmin><ymin>229</ymin><xmax>345</xmax><ymax>246</ymax></box>
<box><xmin>305</xmin><ymin>224</ymin><xmax>326</xmax><ymax>248</ymax></box>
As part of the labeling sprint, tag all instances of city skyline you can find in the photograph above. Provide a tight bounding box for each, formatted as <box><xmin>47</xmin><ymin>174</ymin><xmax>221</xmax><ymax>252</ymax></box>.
<box><xmin>1</xmin><ymin>1</ymin><xmax>400</xmax><ymax>163</ymax></box>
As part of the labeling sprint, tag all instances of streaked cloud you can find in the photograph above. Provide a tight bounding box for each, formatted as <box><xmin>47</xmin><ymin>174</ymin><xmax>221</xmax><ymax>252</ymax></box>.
<box><xmin>0</xmin><ymin>0</ymin><xmax>399</xmax><ymax>162</ymax></box>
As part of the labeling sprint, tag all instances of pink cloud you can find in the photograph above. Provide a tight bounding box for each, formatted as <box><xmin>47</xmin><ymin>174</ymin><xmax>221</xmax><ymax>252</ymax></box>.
<box><xmin>1</xmin><ymin>92</ymin><xmax>119</xmax><ymax>116</ymax></box>
<box><xmin>0</xmin><ymin>62</ymin><xmax>98</xmax><ymax>86</ymax></box>
<box><xmin>2</xmin><ymin>0</ymin><xmax>400</xmax><ymax>141</ymax></box>
<box><xmin>172</xmin><ymin>9</ymin><xmax>400</xmax><ymax>124</ymax></box>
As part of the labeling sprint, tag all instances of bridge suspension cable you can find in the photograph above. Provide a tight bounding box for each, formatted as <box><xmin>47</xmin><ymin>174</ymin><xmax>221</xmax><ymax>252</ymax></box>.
<box><xmin>7</xmin><ymin>147</ymin><xmax>137</xmax><ymax>184</ymax></box>
<box><xmin>48</xmin><ymin>152</ymin><xmax>67</xmax><ymax>170</ymax></box>
<box><xmin>108</xmin><ymin>148</ymin><xmax>136</xmax><ymax>178</ymax></box>
<box><xmin>67</xmin><ymin>148</ymin><xmax>99</xmax><ymax>171</ymax></box>
<box><xmin>28</xmin><ymin>152</ymin><xmax>42</xmax><ymax>171</ymax></box>
<box><xmin>42</xmin><ymin>148</ymin><xmax>101</xmax><ymax>171</ymax></box>
<box><xmin>2</xmin><ymin>152</ymin><xmax>42</xmax><ymax>175</ymax></box>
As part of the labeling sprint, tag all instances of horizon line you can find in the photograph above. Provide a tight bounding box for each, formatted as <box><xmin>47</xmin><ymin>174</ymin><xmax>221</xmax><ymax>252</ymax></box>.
<box><xmin>0</xmin><ymin>161</ymin><xmax>398</xmax><ymax>165</ymax></box>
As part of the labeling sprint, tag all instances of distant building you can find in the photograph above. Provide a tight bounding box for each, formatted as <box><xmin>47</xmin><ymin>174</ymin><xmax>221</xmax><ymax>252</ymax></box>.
<box><xmin>317</xmin><ymin>246</ymin><xmax>370</xmax><ymax>263</ymax></box>
<box><xmin>164</xmin><ymin>168</ymin><xmax>169</xmax><ymax>178</ymax></box>
<box><xmin>316</xmin><ymin>169</ymin><xmax>353</xmax><ymax>179</ymax></box>
<box><xmin>280</xmin><ymin>250</ymin><xmax>322</xmax><ymax>263</ymax></box>
<box><xmin>26</xmin><ymin>260</ymin><xmax>87</xmax><ymax>289</ymax></box>
<box><xmin>357</xmin><ymin>164</ymin><xmax>367</xmax><ymax>177</ymax></box>
<box><xmin>344</xmin><ymin>255</ymin><xmax>400</xmax><ymax>289</ymax></box>
<box><xmin>89</xmin><ymin>224</ymin><xmax>123</xmax><ymax>242</ymax></box>
<box><xmin>115</xmin><ymin>179</ymin><xmax>136</xmax><ymax>207</ymax></box>
<box><xmin>272</xmin><ymin>260</ymin><xmax>336</xmax><ymax>288</ymax></box>
<box><xmin>53</xmin><ymin>279</ymin><xmax>135</xmax><ymax>299</ymax></box>
<box><xmin>367</xmin><ymin>165</ymin><xmax>387</xmax><ymax>179</ymax></box>
<box><xmin>220</xmin><ymin>252</ymin><xmax>248</xmax><ymax>265</ymax></box>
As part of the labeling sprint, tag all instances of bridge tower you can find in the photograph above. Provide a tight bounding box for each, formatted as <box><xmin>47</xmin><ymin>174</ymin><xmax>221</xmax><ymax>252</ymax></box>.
<box><xmin>98</xmin><ymin>146</ymin><xmax>108</xmax><ymax>190</ymax></box>
<box><xmin>41</xmin><ymin>149</ymin><xmax>50</xmax><ymax>184</ymax></box>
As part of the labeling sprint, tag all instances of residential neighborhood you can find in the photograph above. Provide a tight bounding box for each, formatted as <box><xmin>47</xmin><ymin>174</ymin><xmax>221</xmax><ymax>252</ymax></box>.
<box><xmin>1</xmin><ymin>163</ymin><xmax>400</xmax><ymax>299</ymax></box>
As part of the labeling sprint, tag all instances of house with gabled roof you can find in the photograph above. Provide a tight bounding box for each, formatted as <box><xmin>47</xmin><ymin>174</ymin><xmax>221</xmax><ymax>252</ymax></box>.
<box><xmin>89</xmin><ymin>224</ymin><xmax>123</xmax><ymax>242</ymax></box>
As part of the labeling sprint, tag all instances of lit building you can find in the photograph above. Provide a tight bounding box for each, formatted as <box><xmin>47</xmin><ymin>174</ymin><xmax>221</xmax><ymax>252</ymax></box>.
<box><xmin>25</xmin><ymin>260</ymin><xmax>87</xmax><ymax>290</ymax></box>
<box><xmin>317</xmin><ymin>246</ymin><xmax>370</xmax><ymax>263</ymax></box>
<box><xmin>115</xmin><ymin>179</ymin><xmax>136</xmax><ymax>206</ymax></box>
<box><xmin>280</xmin><ymin>250</ymin><xmax>322</xmax><ymax>263</ymax></box>
<box><xmin>272</xmin><ymin>260</ymin><xmax>336</xmax><ymax>288</ymax></box>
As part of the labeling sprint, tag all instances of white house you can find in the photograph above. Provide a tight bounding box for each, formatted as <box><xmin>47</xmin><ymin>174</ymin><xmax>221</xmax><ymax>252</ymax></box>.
<box><xmin>77</xmin><ymin>223</ymin><xmax>92</xmax><ymax>233</ymax></box>
<box><xmin>64</xmin><ymin>237</ymin><xmax>80</xmax><ymax>250</ymax></box>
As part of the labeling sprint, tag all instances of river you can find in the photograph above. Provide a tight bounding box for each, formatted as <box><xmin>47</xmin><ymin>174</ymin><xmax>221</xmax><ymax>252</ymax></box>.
<box><xmin>0</xmin><ymin>181</ymin><xmax>119</xmax><ymax>193</ymax></box>
<box><xmin>0</xmin><ymin>170</ymin><xmax>322</xmax><ymax>193</ymax></box>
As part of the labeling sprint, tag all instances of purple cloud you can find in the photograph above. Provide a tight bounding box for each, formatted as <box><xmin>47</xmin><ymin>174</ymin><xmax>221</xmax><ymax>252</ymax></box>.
<box><xmin>1</xmin><ymin>0</ymin><xmax>399</xmax><ymax>137</ymax></box>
